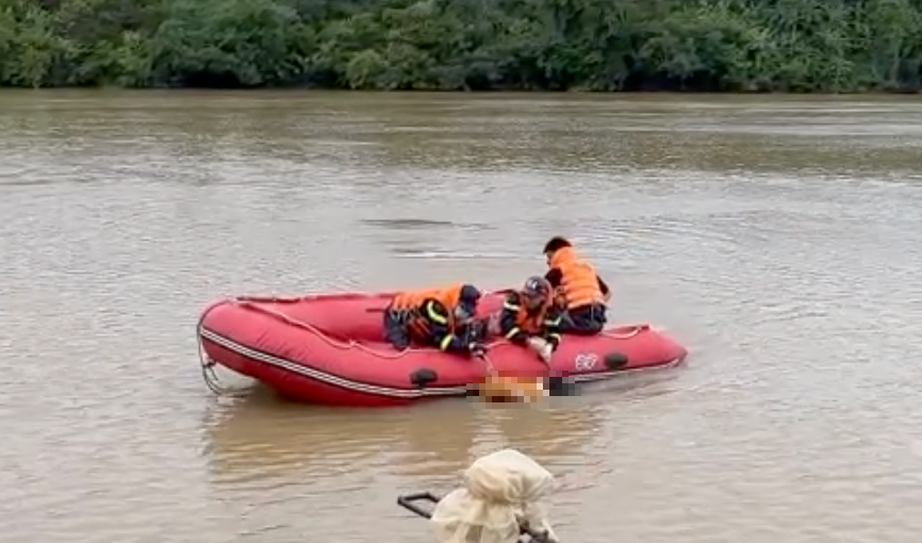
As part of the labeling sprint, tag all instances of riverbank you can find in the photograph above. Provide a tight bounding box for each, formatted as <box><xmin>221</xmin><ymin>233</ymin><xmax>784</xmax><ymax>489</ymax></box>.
<box><xmin>2</xmin><ymin>0</ymin><xmax>921</xmax><ymax>92</ymax></box>
<box><xmin>2</xmin><ymin>88</ymin><xmax>921</xmax><ymax>101</ymax></box>
<box><xmin>1</xmin><ymin>85</ymin><xmax>921</xmax><ymax>95</ymax></box>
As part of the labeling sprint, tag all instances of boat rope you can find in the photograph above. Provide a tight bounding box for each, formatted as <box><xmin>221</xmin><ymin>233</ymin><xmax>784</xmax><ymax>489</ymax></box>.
<box><xmin>232</xmin><ymin>299</ymin><xmax>449</xmax><ymax>358</ymax></box>
<box><xmin>197</xmin><ymin>301</ymin><xmax>250</xmax><ymax>397</ymax></box>
<box><xmin>602</xmin><ymin>325</ymin><xmax>648</xmax><ymax>339</ymax></box>
<box><xmin>230</xmin><ymin>299</ymin><xmax>649</xmax><ymax>353</ymax></box>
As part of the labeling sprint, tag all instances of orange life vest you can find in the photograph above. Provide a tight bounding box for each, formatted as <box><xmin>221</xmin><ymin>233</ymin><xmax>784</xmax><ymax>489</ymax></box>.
<box><xmin>390</xmin><ymin>283</ymin><xmax>462</xmax><ymax>340</ymax></box>
<box><xmin>548</xmin><ymin>246</ymin><xmax>605</xmax><ymax>309</ymax></box>
<box><xmin>512</xmin><ymin>291</ymin><xmax>553</xmax><ymax>335</ymax></box>
<box><xmin>390</xmin><ymin>283</ymin><xmax>463</xmax><ymax>312</ymax></box>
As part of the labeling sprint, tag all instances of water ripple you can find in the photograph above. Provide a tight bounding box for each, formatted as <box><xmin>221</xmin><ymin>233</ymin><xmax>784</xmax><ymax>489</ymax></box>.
<box><xmin>1</xmin><ymin>92</ymin><xmax>921</xmax><ymax>543</ymax></box>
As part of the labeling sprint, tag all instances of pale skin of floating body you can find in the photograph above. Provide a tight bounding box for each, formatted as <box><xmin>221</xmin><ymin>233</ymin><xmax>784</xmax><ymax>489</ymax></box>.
<box><xmin>475</xmin><ymin>374</ymin><xmax>548</xmax><ymax>403</ymax></box>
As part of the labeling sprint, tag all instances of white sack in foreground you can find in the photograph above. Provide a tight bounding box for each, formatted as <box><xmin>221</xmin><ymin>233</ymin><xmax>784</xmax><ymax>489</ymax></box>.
<box><xmin>430</xmin><ymin>448</ymin><xmax>558</xmax><ymax>543</ymax></box>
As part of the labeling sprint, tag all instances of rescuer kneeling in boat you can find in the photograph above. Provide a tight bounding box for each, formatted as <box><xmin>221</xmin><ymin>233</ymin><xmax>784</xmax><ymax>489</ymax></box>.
<box><xmin>543</xmin><ymin>236</ymin><xmax>611</xmax><ymax>335</ymax></box>
<box><xmin>499</xmin><ymin>276</ymin><xmax>563</xmax><ymax>364</ymax></box>
<box><xmin>383</xmin><ymin>283</ymin><xmax>488</xmax><ymax>356</ymax></box>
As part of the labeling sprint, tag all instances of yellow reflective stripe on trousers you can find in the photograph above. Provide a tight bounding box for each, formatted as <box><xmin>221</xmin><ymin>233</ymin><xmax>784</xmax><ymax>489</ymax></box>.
<box><xmin>504</xmin><ymin>326</ymin><xmax>521</xmax><ymax>339</ymax></box>
<box><xmin>439</xmin><ymin>334</ymin><xmax>454</xmax><ymax>350</ymax></box>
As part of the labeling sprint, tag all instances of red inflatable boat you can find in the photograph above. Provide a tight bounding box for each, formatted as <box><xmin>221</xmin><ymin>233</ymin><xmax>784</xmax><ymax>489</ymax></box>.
<box><xmin>196</xmin><ymin>290</ymin><xmax>688</xmax><ymax>407</ymax></box>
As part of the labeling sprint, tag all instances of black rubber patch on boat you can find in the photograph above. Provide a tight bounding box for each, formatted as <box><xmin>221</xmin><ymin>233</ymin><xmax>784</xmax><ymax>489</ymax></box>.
<box><xmin>604</xmin><ymin>352</ymin><xmax>629</xmax><ymax>370</ymax></box>
<box><xmin>409</xmin><ymin>368</ymin><xmax>438</xmax><ymax>388</ymax></box>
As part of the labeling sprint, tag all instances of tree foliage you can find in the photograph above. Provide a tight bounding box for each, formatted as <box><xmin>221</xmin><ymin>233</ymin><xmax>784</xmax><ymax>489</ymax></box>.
<box><xmin>1</xmin><ymin>0</ymin><xmax>921</xmax><ymax>91</ymax></box>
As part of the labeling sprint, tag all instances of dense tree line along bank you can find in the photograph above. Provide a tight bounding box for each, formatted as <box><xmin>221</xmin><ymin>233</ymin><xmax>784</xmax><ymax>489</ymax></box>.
<box><xmin>1</xmin><ymin>0</ymin><xmax>921</xmax><ymax>92</ymax></box>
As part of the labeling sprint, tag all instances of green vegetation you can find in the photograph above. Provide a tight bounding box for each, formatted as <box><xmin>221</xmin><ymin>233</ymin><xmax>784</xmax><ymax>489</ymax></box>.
<box><xmin>1</xmin><ymin>0</ymin><xmax>921</xmax><ymax>91</ymax></box>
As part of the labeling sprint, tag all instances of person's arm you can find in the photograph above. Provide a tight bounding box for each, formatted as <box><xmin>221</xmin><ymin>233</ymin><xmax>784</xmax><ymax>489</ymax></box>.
<box><xmin>545</xmin><ymin>268</ymin><xmax>569</xmax><ymax>307</ymax></box>
<box><xmin>421</xmin><ymin>299</ymin><xmax>468</xmax><ymax>352</ymax></box>
<box><xmin>597</xmin><ymin>277</ymin><xmax>609</xmax><ymax>295</ymax></box>
<box><xmin>542</xmin><ymin>305</ymin><xmax>563</xmax><ymax>351</ymax></box>
<box><xmin>499</xmin><ymin>293</ymin><xmax>528</xmax><ymax>345</ymax></box>
<box><xmin>597</xmin><ymin>276</ymin><xmax>611</xmax><ymax>302</ymax></box>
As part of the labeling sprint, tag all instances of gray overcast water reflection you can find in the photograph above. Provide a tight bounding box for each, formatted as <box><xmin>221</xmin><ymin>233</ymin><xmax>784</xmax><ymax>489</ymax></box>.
<box><xmin>1</xmin><ymin>91</ymin><xmax>921</xmax><ymax>543</ymax></box>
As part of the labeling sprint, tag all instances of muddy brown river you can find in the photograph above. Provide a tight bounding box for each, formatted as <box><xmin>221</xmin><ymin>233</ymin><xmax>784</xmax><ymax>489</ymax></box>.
<box><xmin>1</xmin><ymin>91</ymin><xmax>921</xmax><ymax>543</ymax></box>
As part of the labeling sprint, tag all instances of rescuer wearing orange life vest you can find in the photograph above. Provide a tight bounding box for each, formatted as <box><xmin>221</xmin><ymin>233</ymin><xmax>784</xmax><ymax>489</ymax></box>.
<box><xmin>383</xmin><ymin>283</ymin><xmax>487</xmax><ymax>356</ymax></box>
<box><xmin>498</xmin><ymin>276</ymin><xmax>564</xmax><ymax>364</ymax></box>
<box><xmin>542</xmin><ymin>236</ymin><xmax>611</xmax><ymax>335</ymax></box>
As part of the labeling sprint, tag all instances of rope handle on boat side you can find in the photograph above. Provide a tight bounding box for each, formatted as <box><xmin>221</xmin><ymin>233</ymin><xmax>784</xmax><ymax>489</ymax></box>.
<box><xmin>232</xmin><ymin>288</ymin><xmax>516</xmax><ymax>305</ymax></box>
<box><xmin>232</xmin><ymin>300</ymin><xmax>513</xmax><ymax>359</ymax></box>
<box><xmin>230</xmin><ymin>300</ymin><xmax>654</xmax><ymax>354</ymax></box>
<box><xmin>601</xmin><ymin>324</ymin><xmax>650</xmax><ymax>340</ymax></box>
<box><xmin>234</xmin><ymin>293</ymin><xmax>382</xmax><ymax>304</ymax></box>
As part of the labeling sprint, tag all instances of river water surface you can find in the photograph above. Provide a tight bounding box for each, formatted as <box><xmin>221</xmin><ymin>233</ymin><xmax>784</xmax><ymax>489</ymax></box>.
<box><xmin>1</xmin><ymin>91</ymin><xmax>921</xmax><ymax>543</ymax></box>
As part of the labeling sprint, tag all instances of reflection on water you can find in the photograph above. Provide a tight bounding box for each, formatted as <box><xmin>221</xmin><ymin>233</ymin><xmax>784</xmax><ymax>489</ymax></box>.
<box><xmin>203</xmin><ymin>383</ymin><xmax>619</xmax><ymax>487</ymax></box>
<box><xmin>199</xmin><ymin>382</ymin><xmax>625</xmax><ymax>543</ymax></box>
